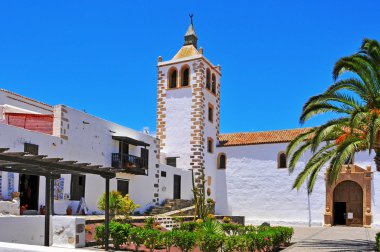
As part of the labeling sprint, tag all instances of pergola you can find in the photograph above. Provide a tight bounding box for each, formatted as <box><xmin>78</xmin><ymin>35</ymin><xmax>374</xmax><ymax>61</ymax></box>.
<box><xmin>0</xmin><ymin>147</ymin><xmax>122</xmax><ymax>251</ymax></box>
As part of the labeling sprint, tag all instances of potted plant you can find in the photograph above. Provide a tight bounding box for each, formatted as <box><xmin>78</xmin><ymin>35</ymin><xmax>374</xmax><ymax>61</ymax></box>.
<box><xmin>11</xmin><ymin>192</ymin><xmax>20</xmax><ymax>199</ymax></box>
<box><xmin>40</xmin><ymin>205</ymin><xmax>45</xmax><ymax>215</ymax></box>
<box><xmin>20</xmin><ymin>204</ymin><xmax>28</xmax><ymax>215</ymax></box>
<box><xmin>66</xmin><ymin>205</ymin><xmax>73</xmax><ymax>215</ymax></box>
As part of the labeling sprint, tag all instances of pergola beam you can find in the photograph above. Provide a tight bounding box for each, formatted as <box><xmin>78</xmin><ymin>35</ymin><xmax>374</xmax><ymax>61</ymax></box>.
<box><xmin>0</xmin><ymin>153</ymin><xmax>116</xmax><ymax>177</ymax></box>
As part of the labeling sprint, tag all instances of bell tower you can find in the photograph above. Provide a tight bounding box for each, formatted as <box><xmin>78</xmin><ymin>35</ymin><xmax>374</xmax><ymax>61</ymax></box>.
<box><xmin>156</xmin><ymin>17</ymin><xmax>221</xmax><ymax>203</ymax></box>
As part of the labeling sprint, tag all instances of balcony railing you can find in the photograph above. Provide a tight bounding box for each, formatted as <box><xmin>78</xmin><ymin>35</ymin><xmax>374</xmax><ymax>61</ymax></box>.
<box><xmin>111</xmin><ymin>153</ymin><xmax>147</xmax><ymax>175</ymax></box>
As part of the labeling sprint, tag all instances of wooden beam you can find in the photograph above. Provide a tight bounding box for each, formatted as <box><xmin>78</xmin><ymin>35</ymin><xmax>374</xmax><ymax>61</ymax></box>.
<box><xmin>0</xmin><ymin>154</ymin><xmax>115</xmax><ymax>177</ymax></box>
<box><xmin>0</xmin><ymin>166</ymin><xmax>60</xmax><ymax>178</ymax></box>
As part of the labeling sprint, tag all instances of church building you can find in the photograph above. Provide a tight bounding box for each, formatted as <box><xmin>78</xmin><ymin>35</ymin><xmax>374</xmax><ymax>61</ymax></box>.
<box><xmin>156</xmin><ymin>18</ymin><xmax>380</xmax><ymax>228</ymax></box>
<box><xmin>0</xmin><ymin>18</ymin><xmax>379</xmax><ymax>229</ymax></box>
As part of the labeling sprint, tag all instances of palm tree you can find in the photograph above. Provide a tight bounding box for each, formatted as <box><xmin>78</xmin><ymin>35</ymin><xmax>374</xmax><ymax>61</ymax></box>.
<box><xmin>286</xmin><ymin>39</ymin><xmax>380</xmax><ymax>192</ymax></box>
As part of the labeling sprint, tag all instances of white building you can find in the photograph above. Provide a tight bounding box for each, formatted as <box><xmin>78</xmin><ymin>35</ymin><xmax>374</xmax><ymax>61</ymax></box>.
<box><xmin>0</xmin><ymin>19</ymin><xmax>379</xmax><ymax>229</ymax></box>
<box><xmin>0</xmin><ymin>89</ymin><xmax>193</xmax><ymax>214</ymax></box>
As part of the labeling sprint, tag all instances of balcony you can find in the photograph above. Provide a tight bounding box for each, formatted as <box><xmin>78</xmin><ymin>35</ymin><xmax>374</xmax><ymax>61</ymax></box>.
<box><xmin>111</xmin><ymin>153</ymin><xmax>147</xmax><ymax>175</ymax></box>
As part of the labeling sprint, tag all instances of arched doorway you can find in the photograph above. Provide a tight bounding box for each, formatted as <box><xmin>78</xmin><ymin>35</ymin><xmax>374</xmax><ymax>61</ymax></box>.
<box><xmin>324</xmin><ymin>165</ymin><xmax>372</xmax><ymax>227</ymax></box>
<box><xmin>333</xmin><ymin>180</ymin><xmax>363</xmax><ymax>226</ymax></box>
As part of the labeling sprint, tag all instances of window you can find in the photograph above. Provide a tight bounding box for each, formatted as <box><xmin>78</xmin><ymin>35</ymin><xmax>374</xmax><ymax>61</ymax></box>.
<box><xmin>218</xmin><ymin>153</ymin><xmax>226</xmax><ymax>169</ymax></box>
<box><xmin>211</xmin><ymin>74</ymin><xmax>216</xmax><ymax>94</ymax></box>
<box><xmin>141</xmin><ymin>148</ymin><xmax>149</xmax><ymax>168</ymax></box>
<box><xmin>206</xmin><ymin>68</ymin><xmax>211</xmax><ymax>90</ymax></box>
<box><xmin>166</xmin><ymin>157</ymin><xmax>177</xmax><ymax>167</ymax></box>
<box><xmin>168</xmin><ymin>68</ymin><xmax>178</xmax><ymax>89</ymax></box>
<box><xmin>208</xmin><ymin>103</ymin><xmax>214</xmax><ymax>122</ymax></box>
<box><xmin>278</xmin><ymin>152</ymin><xmax>287</xmax><ymax>168</ymax></box>
<box><xmin>181</xmin><ymin>67</ymin><xmax>190</xmax><ymax>87</ymax></box>
<box><xmin>161</xmin><ymin>171</ymin><xmax>167</xmax><ymax>177</ymax></box>
<box><xmin>117</xmin><ymin>179</ymin><xmax>129</xmax><ymax>196</ymax></box>
<box><xmin>24</xmin><ymin>143</ymin><xmax>38</xmax><ymax>155</ymax></box>
<box><xmin>207</xmin><ymin>138</ymin><xmax>214</xmax><ymax>153</ymax></box>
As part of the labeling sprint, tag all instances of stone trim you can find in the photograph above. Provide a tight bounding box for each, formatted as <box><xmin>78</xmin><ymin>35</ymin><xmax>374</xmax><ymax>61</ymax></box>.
<box><xmin>324</xmin><ymin>165</ymin><xmax>372</xmax><ymax>227</ymax></box>
<box><xmin>190</xmin><ymin>60</ymin><xmax>206</xmax><ymax>184</ymax></box>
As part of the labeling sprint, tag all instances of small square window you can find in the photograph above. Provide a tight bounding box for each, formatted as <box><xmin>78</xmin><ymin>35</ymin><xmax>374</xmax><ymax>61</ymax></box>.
<box><xmin>117</xmin><ymin>179</ymin><xmax>129</xmax><ymax>196</ymax></box>
<box><xmin>166</xmin><ymin>157</ymin><xmax>177</xmax><ymax>167</ymax></box>
<box><xmin>161</xmin><ymin>171</ymin><xmax>167</xmax><ymax>177</ymax></box>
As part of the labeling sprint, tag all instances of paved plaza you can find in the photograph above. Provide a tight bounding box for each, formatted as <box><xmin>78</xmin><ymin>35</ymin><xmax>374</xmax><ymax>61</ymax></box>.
<box><xmin>284</xmin><ymin>226</ymin><xmax>379</xmax><ymax>251</ymax></box>
<box><xmin>0</xmin><ymin>226</ymin><xmax>379</xmax><ymax>251</ymax></box>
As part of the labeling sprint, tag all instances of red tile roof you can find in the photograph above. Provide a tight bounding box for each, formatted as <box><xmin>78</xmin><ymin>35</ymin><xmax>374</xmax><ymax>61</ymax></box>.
<box><xmin>218</xmin><ymin>128</ymin><xmax>312</xmax><ymax>147</ymax></box>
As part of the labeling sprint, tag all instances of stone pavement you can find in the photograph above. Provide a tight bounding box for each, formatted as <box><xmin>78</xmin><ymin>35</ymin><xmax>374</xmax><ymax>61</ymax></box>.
<box><xmin>283</xmin><ymin>226</ymin><xmax>379</xmax><ymax>252</ymax></box>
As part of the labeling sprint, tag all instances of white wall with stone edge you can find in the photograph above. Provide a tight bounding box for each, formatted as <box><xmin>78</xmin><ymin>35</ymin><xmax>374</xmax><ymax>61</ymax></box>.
<box><xmin>220</xmin><ymin>142</ymin><xmax>380</xmax><ymax>227</ymax></box>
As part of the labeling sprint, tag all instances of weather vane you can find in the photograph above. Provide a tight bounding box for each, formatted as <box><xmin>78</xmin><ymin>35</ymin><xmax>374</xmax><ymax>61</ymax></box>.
<box><xmin>189</xmin><ymin>14</ymin><xmax>194</xmax><ymax>25</ymax></box>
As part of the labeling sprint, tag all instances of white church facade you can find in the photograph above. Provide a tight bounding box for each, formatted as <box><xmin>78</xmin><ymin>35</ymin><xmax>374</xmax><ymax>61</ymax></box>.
<box><xmin>0</xmin><ymin>19</ymin><xmax>380</xmax><ymax>228</ymax></box>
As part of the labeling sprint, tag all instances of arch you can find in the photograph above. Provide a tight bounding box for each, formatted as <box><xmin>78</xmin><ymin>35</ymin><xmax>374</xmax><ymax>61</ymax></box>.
<box><xmin>168</xmin><ymin>67</ymin><xmax>178</xmax><ymax>89</ymax></box>
<box><xmin>180</xmin><ymin>65</ymin><xmax>190</xmax><ymax>87</ymax></box>
<box><xmin>333</xmin><ymin>180</ymin><xmax>363</xmax><ymax>226</ymax></box>
<box><xmin>211</xmin><ymin>74</ymin><xmax>216</xmax><ymax>94</ymax></box>
<box><xmin>206</xmin><ymin>68</ymin><xmax>211</xmax><ymax>90</ymax></box>
<box><xmin>217</xmin><ymin>153</ymin><xmax>226</xmax><ymax>169</ymax></box>
<box><xmin>277</xmin><ymin>152</ymin><xmax>287</xmax><ymax>168</ymax></box>
<box><xmin>324</xmin><ymin>165</ymin><xmax>372</xmax><ymax>227</ymax></box>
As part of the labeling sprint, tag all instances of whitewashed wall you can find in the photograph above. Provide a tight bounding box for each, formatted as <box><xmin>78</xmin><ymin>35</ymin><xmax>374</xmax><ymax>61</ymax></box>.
<box><xmin>159</xmin><ymin>164</ymin><xmax>193</xmax><ymax>202</ymax></box>
<box><xmin>219</xmin><ymin>142</ymin><xmax>380</xmax><ymax>227</ymax></box>
<box><xmin>0</xmin><ymin>100</ymin><xmax>194</xmax><ymax>213</ymax></box>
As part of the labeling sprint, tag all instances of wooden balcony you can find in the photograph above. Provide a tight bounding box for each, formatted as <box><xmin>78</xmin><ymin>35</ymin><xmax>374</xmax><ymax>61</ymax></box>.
<box><xmin>111</xmin><ymin>153</ymin><xmax>147</xmax><ymax>175</ymax></box>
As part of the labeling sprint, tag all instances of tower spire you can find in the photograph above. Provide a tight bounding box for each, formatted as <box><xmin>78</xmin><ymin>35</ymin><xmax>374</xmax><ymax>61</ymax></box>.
<box><xmin>184</xmin><ymin>14</ymin><xmax>198</xmax><ymax>49</ymax></box>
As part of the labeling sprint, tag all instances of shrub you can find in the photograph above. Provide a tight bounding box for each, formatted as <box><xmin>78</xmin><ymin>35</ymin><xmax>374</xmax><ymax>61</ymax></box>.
<box><xmin>143</xmin><ymin>229</ymin><xmax>161</xmax><ymax>252</ymax></box>
<box><xmin>172</xmin><ymin>230</ymin><xmax>197</xmax><ymax>252</ymax></box>
<box><xmin>179</xmin><ymin>221</ymin><xmax>199</xmax><ymax>232</ymax></box>
<box><xmin>109</xmin><ymin>221</ymin><xmax>130</xmax><ymax>250</ymax></box>
<box><xmin>223</xmin><ymin>235</ymin><xmax>238</xmax><ymax>252</ymax></box>
<box><xmin>98</xmin><ymin>191</ymin><xmax>140</xmax><ymax>216</ymax></box>
<box><xmin>97</xmin><ymin>191</ymin><xmax>140</xmax><ymax>217</ymax></box>
<box><xmin>222</xmin><ymin>223</ymin><xmax>241</xmax><ymax>236</ymax></box>
<box><xmin>159</xmin><ymin>231</ymin><xmax>175</xmax><ymax>252</ymax></box>
<box><xmin>129</xmin><ymin>227</ymin><xmax>145</xmax><ymax>252</ymax></box>
<box><xmin>376</xmin><ymin>232</ymin><xmax>380</xmax><ymax>251</ymax></box>
<box><xmin>94</xmin><ymin>224</ymin><xmax>106</xmax><ymax>246</ymax></box>
<box><xmin>222</xmin><ymin>216</ymin><xmax>232</xmax><ymax>223</ymax></box>
<box><xmin>201</xmin><ymin>220</ymin><xmax>224</xmax><ymax>235</ymax></box>
<box><xmin>144</xmin><ymin>217</ymin><xmax>155</xmax><ymax>229</ymax></box>
<box><xmin>197</xmin><ymin>232</ymin><xmax>225</xmax><ymax>252</ymax></box>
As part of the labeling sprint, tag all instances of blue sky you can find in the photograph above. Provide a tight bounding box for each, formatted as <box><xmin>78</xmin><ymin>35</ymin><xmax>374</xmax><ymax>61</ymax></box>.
<box><xmin>0</xmin><ymin>1</ymin><xmax>379</xmax><ymax>134</ymax></box>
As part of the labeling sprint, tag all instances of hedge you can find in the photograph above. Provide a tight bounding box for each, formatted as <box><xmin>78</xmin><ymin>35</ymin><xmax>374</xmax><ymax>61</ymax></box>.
<box><xmin>95</xmin><ymin>220</ymin><xmax>294</xmax><ymax>252</ymax></box>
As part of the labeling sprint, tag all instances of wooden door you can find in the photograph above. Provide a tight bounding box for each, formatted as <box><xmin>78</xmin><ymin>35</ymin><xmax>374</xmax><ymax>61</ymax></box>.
<box><xmin>71</xmin><ymin>175</ymin><xmax>86</xmax><ymax>201</ymax></box>
<box><xmin>333</xmin><ymin>181</ymin><xmax>363</xmax><ymax>226</ymax></box>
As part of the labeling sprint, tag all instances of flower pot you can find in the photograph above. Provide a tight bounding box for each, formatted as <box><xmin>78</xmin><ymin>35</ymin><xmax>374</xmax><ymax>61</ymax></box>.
<box><xmin>66</xmin><ymin>208</ymin><xmax>73</xmax><ymax>215</ymax></box>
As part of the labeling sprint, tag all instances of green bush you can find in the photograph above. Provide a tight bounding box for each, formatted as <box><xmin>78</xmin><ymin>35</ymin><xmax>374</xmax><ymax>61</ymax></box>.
<box><xmin>172</xmin><ymin>230</ymin><xmax>197</xmax><ymax>252</ymax></box>
<box><xmin>159</xmin><ymin>231</ymin><xmax>175</xmax><ymax>252</ymax></box>
<box><xmin>109</xmin><ymin>221</ymin><xmax>130</xmax><ymax>249</ymax></box>
<box><xmin>197</xmin><ymin>232</ymin><xmax>225</xmax><ymax>252</ymax></box>
<box><xmin>143</xmin><ymin>229</ymin><xmax>161</xmax><ymax>252</ymax></box>
<box><xmin>179</xmin><ymin>221</ymin><xmax>199</xmax><ymax>232</ymax></box>
<box><xmin>129</xmin><ymin>227</ymin><xmax>146</xmax><ymax>252</ymax></box>
<box><xmin>376</xmin><ymin>232</ymin><xmax>380</xmax><ymax>252</ymax></box>
<box><xmin>222</xmin><ymin>223</ymin><xmax>242</xmax><ymax>236</ymax></box>
<box><xmin>97</xmin><ymin>191</ymin><xmax>140</xmax><ymax>217</ymax></box>
<box><xmin>94</xmin><ymin>224</ymin><xmax>106</xmax><ymax>246</ymax></box>
<box><xmin>144</xmin><ymin>217</ymin><xmax>155</xmax><ymax>229</ymax></box>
